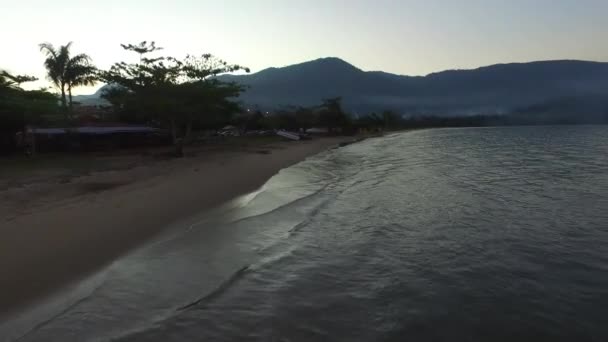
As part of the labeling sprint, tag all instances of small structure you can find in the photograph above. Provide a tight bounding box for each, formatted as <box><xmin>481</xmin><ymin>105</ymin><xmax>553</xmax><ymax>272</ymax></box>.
<box><xmin>306</xmin><ymin>127</ymin><xmax>329</xmax><ymax>134</ymax></box>
<box><xmin>276</xmin><ymin>130</ymin><xmax>301</xmax><ymax>141</ymax></box>
<box><xmin>219</xmin><ymin>125</ymin><xmax>240</xmax><ymax>136</ymax></box>
<box><xmin>18</xmin><ymin>124</ymin><xmax>168</xmax><ymax>153</ymax></box>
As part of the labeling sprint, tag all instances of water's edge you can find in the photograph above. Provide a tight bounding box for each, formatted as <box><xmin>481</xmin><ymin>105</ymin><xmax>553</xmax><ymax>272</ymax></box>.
<box><xmin>0</xmin><ymin>135</ymin><xmax>380</xmax><ymax>342</ymax></box>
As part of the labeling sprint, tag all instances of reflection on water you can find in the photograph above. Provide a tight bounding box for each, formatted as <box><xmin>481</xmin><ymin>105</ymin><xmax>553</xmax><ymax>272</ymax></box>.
<box><xmin>5</xmin><ymin>126</ymin><xmax>608</xmax><ymax>341</ymax></box>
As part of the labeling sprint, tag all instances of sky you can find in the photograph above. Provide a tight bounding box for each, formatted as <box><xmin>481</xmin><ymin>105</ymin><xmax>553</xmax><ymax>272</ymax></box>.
<box><xmin>2</xmin><ymin>0</ymin><xmax>608</xmax><ymax>94</ymax></box>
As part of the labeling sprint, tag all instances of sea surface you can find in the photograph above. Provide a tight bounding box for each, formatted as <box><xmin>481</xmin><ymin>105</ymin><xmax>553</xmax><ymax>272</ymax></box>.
<box><xmin>2</xmin><ymin>126</ymin><xmax>608</xmax><ymax>341</ymax></box>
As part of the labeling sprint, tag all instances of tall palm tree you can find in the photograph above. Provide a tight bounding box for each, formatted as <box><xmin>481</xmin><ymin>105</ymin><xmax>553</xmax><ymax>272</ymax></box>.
<box><xmin>39</xmin><ymin>42</ymin><xmax>96</xmax><ymax>111</ymax></box>
<box><xmin>65</xmin><ymin>57</ymin><xmax>97</xmax><ymax>108</ymax></box>
<box><xmin>39</xmin><ymin>42</ymin><xmax>71</xmax><ymax>109</ymax></box>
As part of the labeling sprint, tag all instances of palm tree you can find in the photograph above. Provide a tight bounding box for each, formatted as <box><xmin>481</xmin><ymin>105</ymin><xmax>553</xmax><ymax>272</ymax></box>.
<box><xmin>39</xmin><ymin>42</ymin><xmax>71</xmax><ymax>109</ymax></box>
<box><xmin>0</xmin><ymin>70</ymin><xmax>37</xmax><ymax>90</ymax></box>
<box><xmin>39</xmin><ymin>42</ymin><xmax>96</xmax><ymax>111</ymax></box>
<box><xmin>65</xmin><ymin>58</ymin><xmax>97</xmax><ymax>108</ymax></box>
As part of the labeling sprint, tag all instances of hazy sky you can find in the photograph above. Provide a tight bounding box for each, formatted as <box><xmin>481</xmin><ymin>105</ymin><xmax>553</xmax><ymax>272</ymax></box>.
<box><xmin>3</xmin><ymin>0</ymin><xmax>608</xmax><ymax>94</ymax></box>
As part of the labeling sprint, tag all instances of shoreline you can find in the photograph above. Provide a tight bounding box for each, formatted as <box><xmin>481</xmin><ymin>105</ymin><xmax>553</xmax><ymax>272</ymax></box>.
<box><xmin>0</xmin><ymin>136</ymin><xmax>352</xmax><ymax>318</ymax></box>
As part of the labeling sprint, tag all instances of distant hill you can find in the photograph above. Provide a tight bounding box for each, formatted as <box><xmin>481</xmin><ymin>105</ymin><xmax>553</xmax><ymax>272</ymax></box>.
<box><xmin>77</xmin><ymin>58</ymin><xmax>608</xmax><ymax>121</ymax></box>
<box><xmin>220</xmin><ymin>58</ymin><xmax>608</xmax><ymax>119</ymax></box>
<box><xmin>72</xmin><ymin>85</ymin><xmax>111</xmax><ymax>106</ymax></box>
<box><xmin>509</xmin><ymin>93</ymin><xmax>608</xmax><ymax>124</ymax></box>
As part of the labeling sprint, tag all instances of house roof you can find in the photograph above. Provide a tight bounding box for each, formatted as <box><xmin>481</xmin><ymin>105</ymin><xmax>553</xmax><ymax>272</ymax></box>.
<box><xmin>27</xmin><ymin>126</ymin><xmax>160</xmax><ymax>135</ymax></box>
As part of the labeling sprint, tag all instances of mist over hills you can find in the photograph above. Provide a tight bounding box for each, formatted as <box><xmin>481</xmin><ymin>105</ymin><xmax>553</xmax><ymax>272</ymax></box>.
<box><xmin>220</xmin><ymin>58</ymin><xmax>608</xmax><ymax>119</ymax></box>
<box><xmin>79</xmin><ymin>58</ymin><xmax>608</xmax><ymax>122</ymax></box>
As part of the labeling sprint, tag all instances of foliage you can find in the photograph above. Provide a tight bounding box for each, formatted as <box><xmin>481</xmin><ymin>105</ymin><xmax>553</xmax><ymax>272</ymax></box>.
<box><xmin>237</xmin><ymin>100</ymin><xmax>507</xmax><ymax>134</ymax></box>
<box><xmin>120</xmin><ymin>41</ymin><xmax>163</xmax><ymax>60</ymax></box>
<box><xmin>232</xmin><ymin>110</ymin><xmax>266</xmax><ymax>132</ymax></box>
<box><xmin>65</xmin><ymin>56</ymin><xmax>97</xmax><ymax>107</ymax></box>
<box><xmin>39</xmin><ymin>42</ymin><xmax>97</xmax><ymax>111</ymax></box>
<box><xmin>318</xmin><ymin>97</ymin><xmax>350</xmax><ymax>132</ymax></box>
<box><xmin>232</xmin><ymin>100</ymin><xmax>352</xmax><ymax>133</ymax></box>
<box><xmin>100</xmin><ymin>41</ymin><xmax>250</xmax><ymax>149</ymax></box>
<box><xmin>0</xmin><ymin>71</ymin><xmax>37</xmax><ymax>90</ymax></box>
<box><xmin>0</xmin><ymin>71</ymin><xmax>60</xmax><ymax>154</ymax></box>
<box><xmin>294</xmin><ymin>106</ymin><xmax>318</xmax><ymax>130</ymax></box>
<box><xmin>0</xmin><ymin>70</ymin><xmax>59</xmax><ymax>123</ymax></box>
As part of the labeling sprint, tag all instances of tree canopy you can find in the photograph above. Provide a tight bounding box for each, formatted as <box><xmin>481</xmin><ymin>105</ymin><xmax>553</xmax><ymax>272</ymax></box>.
<box><xmin>39</xmin><ymin>42</ymin><xmax>96</xmax><ymax>112</ymax></box>
<box><xmin>318</xmin><ymin>97</ymin><xmax>350</xmax><ymax>132</ymax></box>
<box><xmin>100</xmin><ymin>42</ymin><xmax>250</xmax><ymax>150</ymax></box>
<box><xmin>0</xmin><ymin>70</ymin><xmax>59</xmax><ymax>154</ymax></box>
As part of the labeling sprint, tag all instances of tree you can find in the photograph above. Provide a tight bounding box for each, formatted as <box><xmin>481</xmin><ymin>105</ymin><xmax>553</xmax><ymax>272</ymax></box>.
<box><xmin>120</xmin><ymin>41</ymin><xmax>163</xmax><ymax>61</ymax></box>
<box><xmin>39</xmin><ymin>42</ymin><xmax>96</xmax><ymax>113</ymax></box>
<box><xmin>100</xmin><ymin>41</ymin><xmax>249</xmax><ymax>156</ymax></box>
<box><xmin>295</xmin><ymin>106</ymin><xmax>317</xmax><ymax>131</ymax></box>
<box><xmin>39</xmin><ymin>42</ymin><xmax>70</xmax><ymax>109</ymax></box>
<box><xmin>0</xmin><ymin>70</ymin><xmax>37</xmax><ymax>90</ymax></box>
<box><xmin>0</xmin><ymin>71</ymin><xmax>58</xmax><ymax>154</ymax></box>
<box><xmin>318</xmin><ymin>97</ymin><xmax>350</xmax><ymax>133</ymax></box>
<box><xmin>100</xmin><ymin>85</ymin><xmax>133</xmax><ymax>120</ymax></box>
<box><xmin>65</xmin><ymin>56</ymin><xmax>97</xmax><ymax>108</ymax></box>
<box><xmin>274</xmin><ymin>109</ymin><xmax>299</xmax><ymax>131</ymax></box>
<box><xmin>381</xmin><ymin>110</ymin><xmax>402</xmax><ymax>129</ymax></box>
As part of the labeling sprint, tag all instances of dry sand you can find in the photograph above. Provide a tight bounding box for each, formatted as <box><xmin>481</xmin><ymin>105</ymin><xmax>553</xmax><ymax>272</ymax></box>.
<box><xmin>0</xmin><ymin>136</ymin><xmax>349</xmax><ymax>317</ymax></box>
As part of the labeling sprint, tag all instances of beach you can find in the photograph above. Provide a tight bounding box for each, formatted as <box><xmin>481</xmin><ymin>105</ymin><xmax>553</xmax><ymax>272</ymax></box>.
<box><xmin>0</xmin><ymin>136</ymin><xmax>349</xmax><ymax>318</ymax></box>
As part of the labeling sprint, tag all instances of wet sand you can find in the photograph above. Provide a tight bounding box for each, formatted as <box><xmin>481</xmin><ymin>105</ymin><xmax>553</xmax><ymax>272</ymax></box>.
<box><xmin>0</xmin><ymin>137</ymin><xmax>348</xmax><ymax>318</ymax></box>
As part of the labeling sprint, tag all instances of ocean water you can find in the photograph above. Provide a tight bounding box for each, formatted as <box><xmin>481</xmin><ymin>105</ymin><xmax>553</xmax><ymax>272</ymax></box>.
<box><xmin>3</xmin><ymin>126</ymin><xmax>608</xmax><ymax>341</ymax></box>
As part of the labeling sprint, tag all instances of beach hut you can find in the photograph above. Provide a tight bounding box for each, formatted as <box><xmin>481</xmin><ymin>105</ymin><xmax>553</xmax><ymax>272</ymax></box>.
<box><xmin>19</xmin><ymin>125</ymin><xmax>167</xmax><ymax>153</ymax></box>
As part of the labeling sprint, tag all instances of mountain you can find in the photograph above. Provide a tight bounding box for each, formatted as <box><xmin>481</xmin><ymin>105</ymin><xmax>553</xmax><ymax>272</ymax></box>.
<box><xmin>72</xmin><ymin>85</ymin><xmax>112</xmax><ymax>106</ymax></box>
<box><xmin>509</xmin><ymin>93</ymin><xmax>608</xmax><ymax>124</ymax></box>
<box><xmin>76</xmin><ymin>58</ymin><xmax>608</xmax><ymax>121</ymax></box>
<box><xmin>221</xmin><ymin>57</ymin><xmax>608</xmax><ymax>118</ymax></box>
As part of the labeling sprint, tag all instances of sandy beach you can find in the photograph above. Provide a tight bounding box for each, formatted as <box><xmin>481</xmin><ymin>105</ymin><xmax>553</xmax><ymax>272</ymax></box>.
<box><xmin>0</xmin><ymin>136</ymin><xmax>349</xmax><ymax>318</ymax></box>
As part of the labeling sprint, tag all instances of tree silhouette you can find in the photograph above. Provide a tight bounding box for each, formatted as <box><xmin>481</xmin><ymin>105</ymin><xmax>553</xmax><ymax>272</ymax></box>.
<box><xmin>318</xmin><ymin>97</ymin><xmax>350</xmax><ymax>133</ymax></box>
<box><xmin>39</xmin><ymin>42</ymin><xmax>96</xmax><ymax>113</ymax></box>
<box><xmin>120</xmin><ymin>41</ymin><xmax>163</xmax><ymax>61</ymax></box>
<box><xmin>0</xmin><ymin>70</ymin><xmax>58</xmax><ymax>154</ymax></box>
<box><xmin>100</xmin><ymin>42</ymin><xmax>249</xmax><ymax>156</ymax></box>
<box><xmin>39</xmin><ymin>42</ymin><xmax>70</xmax><ymax>109</ymax></box>
<box><xmin>65</xmin><ymin>56</ymin><xmax>97</xmax><ymax>108</ymax></box>
<box><xmin>0</xmin><ymin>71</ymin><xmax>37</xmax><ymax>90</ymax></box>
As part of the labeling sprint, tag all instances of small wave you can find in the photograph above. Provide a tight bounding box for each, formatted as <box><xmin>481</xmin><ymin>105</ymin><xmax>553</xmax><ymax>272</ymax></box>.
<box><xmin>107</xmin><ymin>265</ymin><xmax>252</xmax><ymax>342</ymax></box>
<box><xmin>224</xmin><ymin>186</ymin><xmax>328</xmax><ymax>226</ymax></box>
<box><xmin>249</xmin><ymin>246</ymin><xmax>299</xmax><ymax>272</ymax></box>
<box><xmin>2</xmin><ymin>270</ymin><xmax>109</xmax><ymax>342</ymax></box>
<box><xmin>11</xmin><ymin>294</ymin><xmax>91</xmax><ymax>342</ymax></box>
<box><xmin>178</xmin><ymin>265</ymin><xmax>251</xmax><ymax>311</ymax></box>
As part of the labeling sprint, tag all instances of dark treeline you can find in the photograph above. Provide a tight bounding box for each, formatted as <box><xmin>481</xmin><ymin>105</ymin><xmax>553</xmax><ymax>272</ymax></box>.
<box><xmin>234</xmin><ymin>98</ymin><xmax>351</xmax><ymax>134</ymax></box>
<box><xmin>2</xmin><ymin>41</ymin><xmax>603</xmax><ymax>156</ymax></box>
<box><xmin>234</xmin><ymin>105</ymin><xmax>605</xmax><ymax>136</ymax></box>
<box><xmin>232</xmin><ymin>106</ymin><xmax>509</xmax><ymax>134</ymax></box>
<box><xmin>0</xmin><ymin>41</ymin><xmax>252</xmax><ymax>156</ymax></box>
<box><xmin>99</xmin><ymin>41</ymin><xmax>251</xmax><ymax>156</ymax></box>
<box><xmin>0</xmin><ymin>71</ymin><xmax>59</xmax><ymax>154</ymax></box>
<box><xmin>1</xmin><ymin>42</ymin><xmax>98</xmax><ymax>155</ymax></box>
